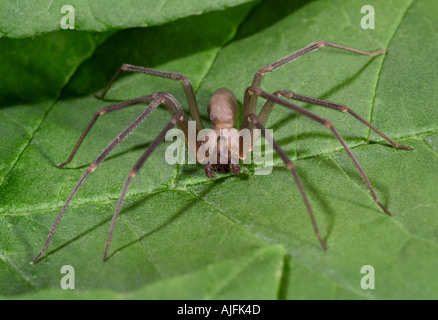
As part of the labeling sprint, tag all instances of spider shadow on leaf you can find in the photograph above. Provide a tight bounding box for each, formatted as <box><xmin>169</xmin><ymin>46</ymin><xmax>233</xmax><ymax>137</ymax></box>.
<box><xmin>36</xmin><ymin>166</ymin><xmax>249</xmax><ymax>262</ymax></box>
<box><xmin>55</xmin><ymin>142</ymin><xmax>154</xmax><ymax>170</ymax></box>
<box><xmin>274</xmin><ymin>163</ymin><xmax>337</xmax><ymax>244</ymax></box>
<box><xmin>104</xmin><ymin>181</ymin><xmax>222</xmax><ymax>261</ymax></box>
<box><xmin>35</xmin><ymin>188</ymin><xmax>202</xmax><ymax>262</ymax></box>
<box><xmin>39</xmin><ymin>213</ymin><xmax>111</xmax><ymax>262</ymax></box>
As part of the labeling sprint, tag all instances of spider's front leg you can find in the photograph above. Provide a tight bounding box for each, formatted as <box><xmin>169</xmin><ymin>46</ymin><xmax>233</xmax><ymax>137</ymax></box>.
<box><xmin>95</xmin><ymin>64</ymin><xmax>204</xmax><ymax>133</ymax></box>
<box><xmin>243</xmin><ymin>41</ymin><xmax>386</xmax><ymax>130</ymax></box>
<box><xmin>57</xmin><ymin>93</ymin><xmax>190</xmax><ymax>168</ymax></box>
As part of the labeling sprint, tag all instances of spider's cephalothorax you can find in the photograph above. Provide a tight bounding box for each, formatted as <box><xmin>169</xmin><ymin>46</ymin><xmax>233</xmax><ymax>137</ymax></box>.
<box><xmin>32</xmin><ymin>41</ymin><xmax>412</xmax><ymax>264</ymax></box>
<box><xmin>204</xmin><ymin>88</ymin><xmax>241</xmax><ymax>178</ymax></box>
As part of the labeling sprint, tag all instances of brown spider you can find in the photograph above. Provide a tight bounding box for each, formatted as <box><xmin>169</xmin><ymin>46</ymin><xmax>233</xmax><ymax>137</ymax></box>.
<box><xmin>31</xmin><ymin>41</ymin><xmax>411</xmax><ymax>264</ymax></box>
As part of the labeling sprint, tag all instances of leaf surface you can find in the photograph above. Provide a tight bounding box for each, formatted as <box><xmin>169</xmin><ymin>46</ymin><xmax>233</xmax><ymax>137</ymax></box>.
<box><xmin>0</xmin><ymin>0</ymin><xmax>258</xmax><ymax>38</ymax></box>
<box><xmin>1</xmin><ymin>0</ymin><xmax>437</xmax><ymax>299</ymax></box>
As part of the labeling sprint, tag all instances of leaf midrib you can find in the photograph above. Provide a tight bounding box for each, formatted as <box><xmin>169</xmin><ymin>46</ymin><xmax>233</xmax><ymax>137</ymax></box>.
<box><xmin>2</xmin><ymin>125</ymin><xmax>437</xmax><ymax>217</ymax></box>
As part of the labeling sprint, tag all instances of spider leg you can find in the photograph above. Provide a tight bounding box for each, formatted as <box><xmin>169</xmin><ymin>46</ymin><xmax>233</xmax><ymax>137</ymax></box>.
<box><xmin>95</xmin><ymin>64</ymin><xmax>204</xmax><ymax>132</ymax></box>
<box><xmin>246</xmin><ymin>113</ymin><xmax>326</xmax><ymax>250</ymax></box>
<box><xmin>31</xmin><ymin>93</ymin><xmax>188</xmax><ymax>264</ymax></box>
<box><xmin>243</xmin><ymin>41</ymin><xmax>385</xmax><ymax>129</ymax></box>
<box><xmin>103</xmin><ymin>114</ymin><xmax>184</xmax><ymax>261</ymax></box>
<box><xmin>257</xmin><ymin>90</ymin><xmax>412</xmax><ymax>150</ymax></box>
<box><xmin>245</xmin><ymin>86</ymin><xmax>392</xmax><ymax>218</ymax></box>
<box><xmin>58</xmin><ymin>93</ymin><xmax>190</xmax><ymax>168</ymax></box>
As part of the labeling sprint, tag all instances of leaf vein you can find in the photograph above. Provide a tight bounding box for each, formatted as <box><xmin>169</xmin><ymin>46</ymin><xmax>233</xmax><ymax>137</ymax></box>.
<box><xmin>367</xmin><ymin>0</ymin><xmax>416</xmax><ymax>142</ymax></box>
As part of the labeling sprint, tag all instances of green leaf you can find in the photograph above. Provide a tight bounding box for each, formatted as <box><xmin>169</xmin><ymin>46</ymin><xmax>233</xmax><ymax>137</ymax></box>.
<box><xmin>0</xmin><ymin>0</ymin><xmax>259</xmax><ymax>38</ymax></box>
<box><xmin>0</xmin><ymin>31</ymin><xmax>96</xmax><ymax>186</ymax></box>
<box><xmin>2</xmin><ymin>245</ymin><xmax>285</xmax><ymax>299</ymax></box>
<box><xmin>1</xmin><ymin>0</ymin><xmax>438</xmax><ymax>300</ymax></box>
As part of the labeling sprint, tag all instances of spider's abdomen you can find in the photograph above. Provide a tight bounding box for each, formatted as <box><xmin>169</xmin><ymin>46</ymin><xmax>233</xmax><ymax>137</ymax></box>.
<box><xmin>208</xmin><ymin>88</ymin><xmax>238</xmax><ymax>130</ymax></box>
